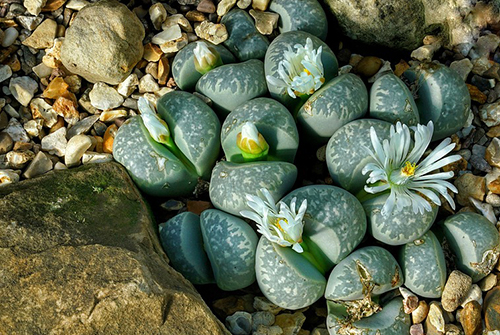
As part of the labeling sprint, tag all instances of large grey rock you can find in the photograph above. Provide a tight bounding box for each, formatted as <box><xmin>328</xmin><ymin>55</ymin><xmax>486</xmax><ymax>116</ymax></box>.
<box><xmin>61</xmin><ymin>0</ymin><xmax>145</xmax><ymax>85</ymax></box>
<box><xmin>0</xmin><ymin>162</ymin><xmax>230</xmax><ymax>335</ymax></box>
<box><xmin>323</xmin><ymin>0</ymin><xmax>482</xmax><ymax>50</ymax></box>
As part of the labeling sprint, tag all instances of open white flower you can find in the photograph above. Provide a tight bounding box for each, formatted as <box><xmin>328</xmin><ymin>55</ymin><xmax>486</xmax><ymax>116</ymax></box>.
<box><xmin>138</xmin><ymin>97</ymin><xmax>170</xmax><ymax>144</ymax></box>
<box><xmin>266</xmin><ymin>37</ymin><xmax>325</xmax><ymax>99</ymax></box>
<box><xmin>362</xmin><ymin>121</ymin><xmax>461</xmax><ymax>216</ymax></box>
<box><xmin>193</xmin><ymin>41</ymin><xmax>222</xmax><ymax>74</ymax></box>
<box><xmin>236</xmin><ymin>122</ymin><xmax>269</xmax><ymax>160</ymax></box>
<box><xmin>240</xmin><ymin>188</ymin><xmax>307</xmax><ymax>253</ymax></box>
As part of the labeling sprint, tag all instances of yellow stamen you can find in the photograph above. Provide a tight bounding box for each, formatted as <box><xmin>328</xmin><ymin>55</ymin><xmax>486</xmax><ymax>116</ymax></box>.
<box><xmin>320</xmin><ymin>77</ymin><xmax>325</xmax><ymax>83</ymax></box>
<box><xmin>304</xmin><ymin>68</ymin><xmax>311</xmax><ymax>75</ymax></box>
<box><xmin>275</xmin><ymin>218</ymin><xmax>288</xmax><ymax>232</ymax></box>
<box><xmin>401</xmin><ymin>161</ymin><xmax>417</xmax><ymax>176</ymax></box>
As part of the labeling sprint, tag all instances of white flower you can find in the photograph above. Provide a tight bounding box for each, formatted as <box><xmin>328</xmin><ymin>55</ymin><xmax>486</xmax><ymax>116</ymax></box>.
<box><xmin>138</xmin><ymin>97</ymin><xmax>170</xmax><ymax>144</ymax></box>
<box><xmin>193</xmin><ymin>42</ymin><xmax>221</xmax><ymax>74</ymax></box>
<box><xmin>362</xmin><ymin>121</ymin><xmax>461</xmax><ymax>216</ymax></box>
<box><xmin>266</xmin><ymin>37</ymin><xmax>325</xmax><ymax>99</ymax></box>
<box><xmin>236</xmin><ymin>122</ymin><xmax>269</xmax><ymax>159</ymax></box>
<box><xmin>240</xmin><ymin>188</ymin><xmax>307</xmax><ymax>253</ymax></box>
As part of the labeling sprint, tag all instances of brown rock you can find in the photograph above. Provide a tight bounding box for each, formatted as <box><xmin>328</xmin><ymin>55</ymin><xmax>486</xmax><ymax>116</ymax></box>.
<box><xmin>22</xmin><ymin>19</ymin><xmax>57</xmax><ymax>49</ymax></box>
<box><xmin>454</xmin><ymin>173</ymin><xmax>486</xmax><ymax>206</ymax></box>
<box><xmin>187</xmin><ymin>200</ymin><xmax>213</xmax><ymax>215</ymax></box>
<box><xmin>466</xmin><ymin>84</ymin><xmax>487</xmax><ymax>104</ymax></box>
<box><xmin>442</xmin><ymin>270</ymin><xmax>473</xmax><ymax>312</ymax></box>
<box><xmin>274</xmin><ymin>312</ymin><xmax>306</xmax><ymax>335</ymax></box>
<box><xmin>460</xmin><ymin>301</ymin><xmax>482</xmax><ymax>335</ymax></box>
<box><xmin>486</xmin><ymin>137</ymin><xmax>500</xmax><ymax>168</ymax></box>
<box><xmin>41</xmin><ymin>0</ymin><xmax>67</xmax><ymax>11</ymax></box>
<box><xmin>43</xmin><ymin>76</ymin><xmax>69</xmax><ymax>100</ymax></box>
<box><xmin>487</xmin><ymin>125</ymin><xmax>500</xmax><ymax>138</ymax></box>
<box><xmin>197</xmin><ymin>0</ymin><xmax>216</xmax><ymax>13</ymax></box>
<box><xmin>143</xmin><ymin>43</ymin><xmax>163</xmax><ymax>62</ymax></box>
<box><xmin>394</xmin><ymin>60</ymin><xmax>410</xmax><ymax>77</ymax></box>
<box><xmin>410</xmin><ymin>324</ymin><xmax>424</xmax><ymax>335</ymax></box>
<box><xmin>186</xmin><ymin>10</ymin><xmax>206</xmax><ymax>22</ymax></box>
<box><xmin>102</xmin><ymin>124</ymin><xmax>117</xmax><ymax>153</ymax></box>
<box><xmin>212</xmin><ymin>294</ymin><xmax>255</xmax><ymax>320</ymax></box>
<box><xmin>354</xmin><ymin>56</ymin><xmax>383</xmax><ymax>77</ymax></box>
<box><xmin>484</xmin><ymin>286</ymin><xmax>500</xmax><ymax>331</ymax></box>
<box><xmin>0</xmin><ymin>163</ymin><xmax>230</xmax><ymax>335</ymax></box>
<box><xmin>6</xmin><ymin>55</ymin><xmax>21</xmax><ymax>72</ymax></box>
<box><xmin>52</xmin><ymin>96</ymin><xmax>80</xmax><ymax>125</ymax></box>
<box><xmin>158</xmin><ymin>56</ymin><xmax>170</xmax><ymax>86</ymax></box>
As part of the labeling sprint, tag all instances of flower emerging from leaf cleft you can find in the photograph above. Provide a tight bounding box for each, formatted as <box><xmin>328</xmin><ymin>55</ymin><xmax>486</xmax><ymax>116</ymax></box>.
<box><xmin>138</xmin><ymin>97</ymin><xmax>170</xmax><ymax>145</ymax></box>
<box><xmin>193</xmin><ymin>41</ymin><xmax>222</xmax><ymax>75</ymax></box>
<box><xmin>362</xmin><ymin>121</ymin><xmax>461</xmax><ymax>216</ymax></box>
<box><xmin>240</xmin><ymin>188</ymin><xmax>307</xmax><ymax>253</ymax></box>
<box><xmin>266</xmin><ymin>37</ymin><xmax>325</xmax><ymax>99</ymax></box>
<box><xmin>236</xmin><ymin>122</ymin><xmax>269</xmax><ymax>161</ymax></box>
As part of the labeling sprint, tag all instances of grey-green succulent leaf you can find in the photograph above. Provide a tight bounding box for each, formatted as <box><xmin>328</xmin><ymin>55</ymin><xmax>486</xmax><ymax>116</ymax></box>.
<box><xmin>159</xmin><ymin>212</ymin><xmax>215</xmax><ymax>285</ymax></box>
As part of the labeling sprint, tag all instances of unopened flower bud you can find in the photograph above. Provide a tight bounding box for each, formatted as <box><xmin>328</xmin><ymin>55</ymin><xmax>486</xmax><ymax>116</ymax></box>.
<box><xmin>236</xmin><ymin>122</ymin><xmax>269</xmax><ymax>161</ymax></box>
<box><xmin>193</xmin><ymin>42</ymin><xmax>222</xmax><ymax>75</ymax></box>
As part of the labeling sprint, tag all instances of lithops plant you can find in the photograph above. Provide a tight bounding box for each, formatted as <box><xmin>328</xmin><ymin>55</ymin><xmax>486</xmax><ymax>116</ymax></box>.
<box><xmin>441</xmin><ymin>212</ymin><xmax>500</xmax><ymax>282</ymax></box>
<box><xmin>268</xmin><ymin>0</ymin><xmax>328</xmax><ymax>41</ymax></box>
<box><xmin>159</xmin><ymin>209</ymin><xmax>258</xmax><ymax>291</ymax></box>
<box><xmin>363</xmin><ymin>193</ymin><xmax>438</xmax><ymax>245</ymax></box>
<box><xmin>404</xmin><ymin>62</ymin><xmax>471</xmax><ymax>141</ymax></box>
<box><xmin>265</xmin><ymin>31</ymin><xmax>338</xmax><ymax>111</ymax></box>
<box><xmin>326</xmin><ymin>119</ymin><xmax>392</xmax><ymax>194</ymax></box>
<box><xmin>221</xmin><ymin>97</ymin><xmax>299</xmax><ymax>163</ymax></box>
<box><xmin>209</xmin><ymin>160</ymin><xmax>297</xmax><ymax>216</ymax></box>
<box><xmin>325</xmin><ymin>246</ymin><xmax>403</xmax><ymax>302</ymax></box>
<box><xmin>399</xmin><ymin>230</ymin><xmax>447</xmax><ymax>298</ymax></box>
<box><xmin>196</xmin><ymin>59</ymin><xmax>268</xmax><ymax>118</ymax></box>
<box><xmin>297</xmin><ymin>73</ymin><xmax>368</xmax><ymax>144</ymax></box>
<box><xmin>326</xmin><ymin>298</ymin><xmax>411</xmax><ymax>335</ymax></box>
<box><xmin>172</xmin><ymin>40</ymin><xmax>236</xmax><ymax>91</ymax></box>
<box><xmin>221</xmin><ymin>9</ymin><xmax>269</xmax><ymax>61</ymax></box>
<box><xmin>113</xmin><ymin>93</ymin><xmax>220</xmax><ymax>196</ymax></box>
<box><xmin>242</xmin><ymin>185</ymin><xmax>366</xmax><ymax>310</ymax></box>
<box><xmin>370</xmin><ymin>72</ymin><xmax>420</xmax><ymax>126</ymax></box>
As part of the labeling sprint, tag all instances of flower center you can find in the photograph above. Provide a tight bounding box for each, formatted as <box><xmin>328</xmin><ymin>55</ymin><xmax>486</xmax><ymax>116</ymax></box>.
<box><xmin>275</xmin><ymin>218</ymin><xmax>287</xmax><ymax>232</ymax></box>
<box><xmin>401</xmin><ymin>161</ymin><xmax>417</xmax><ymax>177</ymax></box>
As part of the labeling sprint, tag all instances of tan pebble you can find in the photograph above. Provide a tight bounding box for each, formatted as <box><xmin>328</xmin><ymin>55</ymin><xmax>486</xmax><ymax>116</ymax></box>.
<box><xmin>487</xmin><ymin>125</ymin><xmax>500</xmax><ymax>138</ymax></box>
<box><xmin>65</xmin><ymin>134</ymin><xmax>92</xmax><ymax>167</ymax></box>
<box><xmin>249</xmin><ymin>9</ymin><xmax>279</xmax><ymax>35</ymax></box>
<box><xmin>82</xmin><ymin>151</ymin><xmax>112</xmax><ymax>164</ymax></box>
<box><xmin>64</xmin><ymin>75</ymin><xmax>82</xmax><ymax>93</ymax></box>
<box><xmin>143</xmin><ymin>43</ymin><xmax>163</xmax><ymax>62</ymax></box>
<box><xmin>444</xmin><ymin>324</ymin><xmax>463</xmax><ymax>335</ymax></box>
<box><xmin>158</xmin><ymin>56</ymin><xmax>170</xmax><ymax>86</ymax></box>
<box><xmin>49</xmin><ymin>117</ymin><xmax>65</xmax><ymax>134</ymax></box>
<box><xmin>355</xmin><ymin>56</ymin><xmax>383</xmax><ymax>77</ymax></box>
<box><xmin>163</xmin><ymin>14</ymin><xmax>193</xmax><ymax>33</ymax></box>
<box><xmin>460</xmin><ymin>301</ymin><xmax>482</xmax><ymax>335</ymax></box>
<box><xmin>187</xmin><ymin>200</ymin><xmax>212</xmax><ymax>215</ymax></box>
<box><xmin>185</xmin><ymin>10</ymin><xmax>206</xmax><ymax>22</ymax></box>
<box><xmin>442</xmin><ymin>270</ymin><xmax>473</xmax><ymax>312</ymax></box>
<box><xmin>274</xmin><ymin>312</ymin><xmax>306</xmax><ymax>335</ymax></box>
<box><xmin>43</xmin><ymin>76</ymin><xmax>69</xmax><ymax>99</ymax></box>
<box><xmin>30</xmin><ymin>98</ymin><xmax>58</xmax><ymax>128</ymax></box>
<box><xmin>479</xmin><ymin>273</ymin><xmax>497</xmax><ymax>291</ymax></box>
<box><xmin>427</xmin><ymin>302</ymin><xmax>445</xmax><ymax>333</ymax></box>
<box><xmin>99</xmin><ymin>109</ymin><xmax>128</xmax><ymax>123</ymax></box>
<box><xmin>42</xmin><ymin>37</ymin><xmax>63</xmax><ymax>68</ymax></box>
<box><xmin>158</xmin><ymin>33</ymin><xmax>188</xmax><ymax>53</ymax></box>
<box><xmin>349</xmin><ymin>54</ymin><xmax>363</xmax><ymax>67</ymax></box>
<box><xmin>486</xmin><ymin>138</ymin><xmax>500</xmax><ymax>168</ymax></box>
<box><xmin>149</xmin><ymin>3</ymin><xmax>167</xmax><ymax>30</ymax></box>
<box><xmin>410</xmin><ymin>324</ymin><xmax>424</xmax><ymax>335</ymax></box>
<box><xmin>145</xmin><ymin>62</ymin><xmax>158</xmax><ymax>79</ymax></box>
<box><xmin>0</xmin><ymin>169</ymin><xmax>20</xmax><ymax>186</ymax></box>
<box><xmin>103</xmin><ymin>124</ymin><xmax>117</xmax><ymax>153</ymax></box>
<box><xmin>6</xmin><ymin>150</ymin><xmax>35</xmax><ymax>169</ymax></box>
<box><xmin>400</xmin><ymin>287</ymin><xmax>419</xmax><ymax>314</ymax></box>
<box><xmin>237</xmin><ymin>0</ymin><xmax>251</xmax><ymax>9</ymax></box>
<box><xmin>41</xmin><ymin>126</ymin><xmax>67</xmax><ymax>156</ymax></box>
<box><xmin>454</xmin><ymin>173</ymin><xmax>486</xmax><ymax>206</ymax></box>
<box><xmin>6</xmin><ymin>55</ymin><xmax>21</xmax><ymax>73</ymax></box>
<box><xmin>117</xmin><ymin>74</ymin><xmax>139</xmax><ymax>98</ymax></box>
<box><xmin>197</xmin><ymin>0</ymin><xmax>215</xmax><ymax>13</ymax></box>
<box><xmin>194</xmin><ymin>21</ymin><xmax>228</xmax><ymax>45</ymax></box>
<box><xmin>24</xmin><ymin>119</ymin><xmax>44</xmax><ymax>137</ymax></box>
<box><xmin>41</xmin><ymin>0</ymin><xmax>67</xmax><ymax>11</ymax></box>
<box><xmin>252</xmin><ymin>0</ymin><xmax>270</xmax><ymax>11</ymax></box>
<box><xmin>217</xmin><ymin>0</ymin><xmax>237</xmax><ymax>16</ymax></box>
<box><xmin>53</xmin><ymin>161</ymin><xmax>67</xmax><ymax>170</ymax></box>
<box><xmin>12</xmin><ymin>142</ymin><xmax>33</xmax><ymax>152</ymax></box>
<box><xmin>53</xmin><ymin>96</ymin><xmax>79</xmax><ymax>125</ymax></box>
<box><xmin>23</xmin><ymin>151</ymin><xmax>53</xmax><ymax>178</ymax></box>
<box><xmin>466</xmin><ymin>84</ymin><xmax>487</xmax><ymax>104</ymax></box>
<box><xmin>253</xmin><ymin>296</ymin><xmax>283</xmax><ymax>315</ymax></box>
<box><xmin>93</xmin><ymin>136</ymin><xmax>103</xmax><ymax>153</ymax></box>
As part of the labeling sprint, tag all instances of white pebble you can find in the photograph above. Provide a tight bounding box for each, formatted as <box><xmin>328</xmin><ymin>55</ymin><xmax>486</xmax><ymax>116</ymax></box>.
<box><xmin>41</xmin><ymin>127</ymin><xmax>67</xmax><ymax>157</ymax></box>
<box><xmin>65</xmin><ymin>135</ymin><xmax>92</xmax><ymax>167</ymax></box>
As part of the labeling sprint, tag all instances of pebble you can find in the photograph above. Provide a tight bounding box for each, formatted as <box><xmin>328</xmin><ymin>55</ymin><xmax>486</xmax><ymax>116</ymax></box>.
<box><xmin>444</xmin><ymin>324</ymin><xmax>463</xmax><ymax>335</ymax></box>
<box><xmin>65</xmin><ymin>134</ymin><xmax>92</xmax><ymax>167</ymax></box>
<box><xmin>412</xmin><ymin>301</ymin><xmax>429</xmax><ymax>324</ymax></box>
<box><xmin>274</xmin><ymin>312</ymin><xmax>306</xmax><ymax>335</ymax></box>
<box><xmin>411</xmin><ymin>44</ymin><xmax>441</xmax><ymax>62</ymax></box>
<box><xmin>185</xmin><ymin>10</ymin><xmax>206</xmax><ymax>22</ymax></box>
<box><xmin>4</xmin><ymin>118</ymin><xmax>30</xmax><ymax>143</ymax></box>
<box><xmin>24</xmin><ymin>0</ymin><xmax>47</xmax><ymax>15</ymax></box>
<box><xmin>82</xmin><ymin>151</ymin><xmax>112</xmax><ymax>164</ymax></box>
<box><xmin>163</xmin><ymin>14</ymin><xmax>193</xmax><ymax>33</ymax></box>
<box><xmin>102</xmin><ymin>124</ymin><xmax>117</xmax><ymax>153</ymax></box>
<box><xmin>226</xmin><ymin>311</ymin><xmax>252</xmax><ymax>335</ymax></box>
<box><xmin>249</xmin><ymin>9</ymin><xmax>279</xmax><ymax>35</ymax></box>
<box><xmin>67</xmin><ymin>114</ymin><xmax>99</xmax><ymax>139</ymax></box>
<box><xmin>0</xmin><ymin>132</ymin><xmax>14</xmax><ymax>155</ymax></box>
<box><xmin>157</xmin><ymin>33</ymin><xmax>188</xmax><ymax>53</ymax></box>
<box><xmin>469</xmin><ymin>197</ymin><xmax>497</xmax><ymax>224</ymax></box>
<box><xmin>469</xmin><ymin>154</ymin><xmax>492</xmax><ymax>172</ymax></box>
<box><xmin>2</xmin><ymin>27</ymin><xmax>19</xmax><ymax>47</ymax></box>
<box><xmin>197</xmin><ymin>0</ymin><xmax>216</xmax><ymax>13</ymax></box>
<box><xmin>474</xmin><ymin>34</ymin><xmax>500</xmax><ymax>57</ymax></box>
<box><xmin>23</xmin><ymin>119</ymin><xmax>43</xmax><ymax>138</ymax></box>
<box><xmin>149</xmin><ymin>3</ymin><xmax>167</xmax><ymax>30</ymax></box>
<box><xmin>252</xmin><ymin>311</ymin><xmax>275</xmax><ymax>331</ymax></box>
<box><xmin>9</xmin><ymin>76</ymin><xmax>38</xmax><ymax>107</ymax></box>
<box><xmin>89</xmin><ymin>82</ymin><xmax>124</xmax><ymax>110</ymax></box>
<box><xmin>3</xmin><ymin>105</ymin><xmax>19</xmax><ymax>119</ymax></box>
<box><xmin>117</xmin><ymin>74</ymin><xmax>139</xmax><ymax>97</ymax></box>
<box><xmin>22</xmin><ymin>19</ymin><xmax>57</xmax><ymax>49</ymax></box>
<box><xmin>479</xmin><ymin>273</ymin><xmax>498</xmax><ymax>291</ymax></box>
<box><xmin>486</xmin><ymin>192</ymin><xmax>500</xmax><ymax>206</ymax></box>
<box><xmin>158</xmin><ymin>56</ymin><xmax>170</xmax><ymax>85</ymax></box>
<box><xmin>143</xmin><ymin>43</ymin><xmax>163</xmax><ymax>63</ymax></box>
<box><xmin>460</xmin><ymin>301</ymin><xmax>482</xmax><ymax>335</ymax></box>
<box><xmin>426</xmin><ymin>302</ymin><xmax>446</xmax><ymax>333</ymax></box>
<box><xmin>152</xmin><ymin>24</ymin><xmax>183</xmax><ymax>45</ymax></box>
<box><xmin>17</xmin><ymin>15</ymin><xmax>44</xmax><ymax>31</ymax></box>
<box><xmin>472</xmin><ymin>56</ymin><xmax>492</xmax><ymax>76</ymax></box>
<box><xmin>467</xmin><ymin>84</ymin><xmax>487</xmax><ymax>104</ymax></box>
<box><xmin>355</xmin><ymin>56</ymin><xmax>383</xmax><ymax>77</ymax></box>
<box><xmin>0</xmin><ymin>111</ymin><xmax>6</xmax><ymax>131</ymax></box>
<box><xmin>0</xmin><ymin>64</ymin><xmax>12</xmax><ymax>83</ymax></box>
<box><xmin>253</xmin><ymin>297</ymin><xmax>283</xmax><ymax>315</ymax></box>
<box><xmin>472</xmin><ymin>75</ymin><xmax>495</xmax><ymax>91</ymax></box>
<box><xmin>484</xmin><ymin>286</ymin><xmax>500</xmax><ymax>331</ymax></box>
<box><xmin>217</xmin><ymin>0</ymin><xmax>237</xmax><ymax>16</ymax></box>
<box><xmin>99</xmin><ymin>109</ymin><xmax>128</xmax><ymax>123</ymax></box>
<box><xmin>23</xmin><ymin>151</ymin><xmax>53</xmax><ymax>178</ymax></box>
<box><xmin>30</xmin><ymin>98</ymin><xmax>58</xmax><ymax>128</ymax></box>
<box><xmin>310</xmin><ymin>327</ymin><xmax>328</xmax><ymax>335</ymax></box>
<box><xmin>5</xmin><ymin>150</ymin><xmax>35</xmax><ymax>169</ymax></box>
<box><xmin>0</xmin><ymin>169</ymin><xmax>20</xmax><ymax>186</ymax></box>
<box><xmin>65</xmin><ymin>75</ymin><xmax>82</xmax><ymax>93</ymax></box>
<box><xmin>461</xmin><ymin>284</ymin><xmax>483</xmax><ymax>308</ymax></box>
<box><xmin>41</xmin><ymin>127</ymin><xmax>67</xmax><ymax>157</ymax></box>
<box><xmin>53</xmin><ymin>96</ymin><xmax>80</xmax><ymax>125</ymax></box>
<box><xmin>253</xmin><ymin>325</ymin><xmax>283</xmax><ymax>335</ymax></box>
<box><xmin>32</xmin><ymin>62</ymin><xmax>53</xmax><ymax>79</ymax></box>
<box><xmin>252</xmin><ymin>0</ymin><xmax>271</xmax><ymax>11</ymax></box>
<box><xmin>454</xmin><ymin>173</ymin><xmax>486</xmax><ymax>206</ymax></box>
<box><xmin>42</xmin><ymin>37</ymin><xmax>63</xmax><ymax>69</ymax></box>
<box><xmin>139</xmin><ymin>74</ymin><xmax>160</xmax><ymax>93</ymax></box>
<box><xmin>442</xmin><ymin>270</ymin><xmax>473</xmax><ymax>312</ymax></box>
<box><xmin>53</xmin><ymin>161</ymin><xmax>67</xmax><ymax>170</ymax></box>
<box><xmin>237</xmin><ymin>0</ymin><xmax>251</xmax><ymax>9</ymax></box>
<box><xmin>410</xmin><ymin>324</ymin><xmax>424</xmax><ymax>335</ymax></box>
<box><xmin>486</xmin><ymin>138</ymin><xmax>500</xmax><ymax>168</ymax></box>
<box><xmin>194</xmin><ymin>21</ymin><xmax>228</xmax><ymax>45</ymax></box>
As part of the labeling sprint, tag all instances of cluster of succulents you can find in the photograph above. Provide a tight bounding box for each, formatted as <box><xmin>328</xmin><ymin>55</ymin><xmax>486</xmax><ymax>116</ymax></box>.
<box><xmin>111</xmin><ymin>0</ymin><xmax>499</xmax><ymax>334</ymax></box>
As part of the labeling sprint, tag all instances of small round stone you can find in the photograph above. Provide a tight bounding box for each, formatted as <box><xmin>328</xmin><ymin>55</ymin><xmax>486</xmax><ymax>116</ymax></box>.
<box><xmin>65</xmin><ymin>134</ymin><xmax>93</xmax><ymax>167</ymax></box>
<box><xmin>441</xmin><ymin>270</ymin><xmax>473</xmax><ymax>312</ymax></box>
<box><xmin>460</xmin><ymin>301</ymin><xmax>482</xmax><ymax>335</ymax></box>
